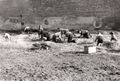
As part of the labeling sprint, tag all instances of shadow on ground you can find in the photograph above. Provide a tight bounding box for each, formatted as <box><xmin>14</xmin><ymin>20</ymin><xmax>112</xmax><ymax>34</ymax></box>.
<box><xmin>60</xmin><ymin>51</ymin><xmax>87</xmax><ymax>56</ymax></box>
<box><xmin>107</xmin><ymin>49</ymin><xmax>120</xmax><ymax>53</ymax></box>
<box><xmin>31</xmin><ymin>38</ymin><xmax>41</xmax><ymax>41</ymax></box>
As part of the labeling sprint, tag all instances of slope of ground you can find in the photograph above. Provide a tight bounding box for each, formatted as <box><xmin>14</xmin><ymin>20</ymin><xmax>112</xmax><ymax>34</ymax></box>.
<box><xmin>0</xmin><ymin>32</ymin><xmax>120</xmax><ymax>81</ymax></box>
<box><xmin>0</xmin><ymin>16</ymin><xmax>96</xmax><ymax>32</ymax></box>
<box><xmin>0</xmin><ymin>16</ymin><xmax>120</xmax><ymax>33</ymax></box>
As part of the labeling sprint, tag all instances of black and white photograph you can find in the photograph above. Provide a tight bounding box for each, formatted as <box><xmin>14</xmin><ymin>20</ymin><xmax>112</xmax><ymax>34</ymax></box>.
<box><xmin>0</xmin><ymin>0</ymin><xmax>120</xmax><ymax>81</ymax></box>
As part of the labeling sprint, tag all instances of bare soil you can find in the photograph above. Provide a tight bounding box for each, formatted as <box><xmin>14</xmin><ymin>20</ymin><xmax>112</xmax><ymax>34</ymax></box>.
<box><xmin>0</xmin><ymin>33</ymin><xmax>120</xmax><ymax>81</ymax></box>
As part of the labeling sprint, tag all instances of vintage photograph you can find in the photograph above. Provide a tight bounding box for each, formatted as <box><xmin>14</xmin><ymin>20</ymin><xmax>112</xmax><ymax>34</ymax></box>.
<box><xmin>0</xmin><ymin>0</ymin><xmax>120</xmax><ymax>81</ymax></box>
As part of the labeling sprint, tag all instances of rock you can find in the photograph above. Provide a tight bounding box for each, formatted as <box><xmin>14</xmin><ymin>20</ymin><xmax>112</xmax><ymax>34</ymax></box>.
<box><xmin>32</xmin><ymin>42</ymin><xmax>51</xmax><ymax>50</ymax></box>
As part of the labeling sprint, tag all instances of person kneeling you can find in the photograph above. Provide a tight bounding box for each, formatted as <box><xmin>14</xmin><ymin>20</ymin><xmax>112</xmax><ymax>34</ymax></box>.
<box><xmin>65</xmin><ymin>30</ymin><xmax>76</xmax><ymax>43</ymax></box>
<box><xmin>52</xmin><ymin>34</ymin><xmax>63</xmax><ymax>43</ymax></box>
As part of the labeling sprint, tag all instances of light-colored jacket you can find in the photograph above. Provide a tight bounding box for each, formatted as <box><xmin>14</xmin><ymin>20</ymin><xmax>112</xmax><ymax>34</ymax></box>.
<box><xmin>54</xmin><ymin>32</ymin><xmax>62</xmax><ymax>38</ymax></box>
<box><xmin>4</xmin><ymin>33</ymin><xmax>10</xmax><ymax>39</ymax></box>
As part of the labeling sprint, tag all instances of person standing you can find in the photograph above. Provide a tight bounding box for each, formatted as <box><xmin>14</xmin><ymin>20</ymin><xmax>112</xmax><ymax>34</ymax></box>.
<box><xmin>38</xmin><ymin>25</ymin><xmax>43</xmax><ymax>38</ymax></box>
<box><xmin>109</xmin><ymin>32</ymin><xmax>117</xmax><ymax>41</ymax></box>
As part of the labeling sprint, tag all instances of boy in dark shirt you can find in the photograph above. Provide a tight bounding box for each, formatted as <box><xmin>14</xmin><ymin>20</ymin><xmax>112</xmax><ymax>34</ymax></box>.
<box><xmin>95</xmin><ymin>32</ymin><xmax>104</xmax><ymax>46</ymax></box>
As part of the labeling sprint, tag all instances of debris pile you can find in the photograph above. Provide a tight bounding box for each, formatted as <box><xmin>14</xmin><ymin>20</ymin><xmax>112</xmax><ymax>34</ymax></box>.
<box><xmin>31</xmin><ymin>42</ymin><xmax>51</xmax><ymax>50</ymax></box>
<box><xmin>103</xmin><ymin>41</ymin><xmax>120</xmax><ymax>49</ymax></box>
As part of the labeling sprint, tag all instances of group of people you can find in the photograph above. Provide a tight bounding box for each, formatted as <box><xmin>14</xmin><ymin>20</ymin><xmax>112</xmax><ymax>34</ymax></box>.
<box><xmin>76</xmin><ymin>29</ymin><xmax>92</xmax><ymax>38</ymax></box>
<box><xmin>24</xmin><ymin>25</ymin><xmax>79</xmax><ymax>43</ymax></box>
<box><xmin>24</xmin><ymin>25</ymin><xmax>118</xmax><ymax>46</ymax></box>
<box><xmin>37</xmin><ymin>26</ymin><xmax>76</xmax><ymax>43</ymax></box>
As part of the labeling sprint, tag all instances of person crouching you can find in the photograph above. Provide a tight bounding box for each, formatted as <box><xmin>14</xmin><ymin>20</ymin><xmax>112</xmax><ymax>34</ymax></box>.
<box><xmin>95</xmin><ymin>32</ymin><xmax>104</xmax><ymax>46</ymax></box>
<box><xmin>52</xmin><ymin>32</ymin><xmax>63</xmax><ymax>43</ymax></box>
<box><xmin>24</xmin><ymin>26</ymin><xmax>32</xmax><ymax>34</ymax></box>
<box><xmin>38</xmin><ymin>28</ymin><xmax>51</xmax><ymax>41</ymax></box>
<box><xmin>4</xmin><ymin>33</ymin><xmax>11</xmax><ymax>40</ymax></box>
<box><xmin>80</xmin><ymin>30</ymin><xmax>91</xmax><ymax>38</ymax></box>
<box><xmin>65</xmin><ymin>30</ymin><xmax>76</xmax><ymax>43</ymax></box>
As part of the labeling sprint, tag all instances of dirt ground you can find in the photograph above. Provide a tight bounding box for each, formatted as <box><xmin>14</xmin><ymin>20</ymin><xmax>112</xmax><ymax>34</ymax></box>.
<box><xmin>0</xmin><ymin>32</ymin><xmax>120</xmax><ymax>81</ymax></box>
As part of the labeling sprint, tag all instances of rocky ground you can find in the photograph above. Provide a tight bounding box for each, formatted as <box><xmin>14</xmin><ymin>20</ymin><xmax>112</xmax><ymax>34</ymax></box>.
<box><xmin>0</xmin><ymin>32</ymin><xmax>120</xmax><ymax>81</ymax></box>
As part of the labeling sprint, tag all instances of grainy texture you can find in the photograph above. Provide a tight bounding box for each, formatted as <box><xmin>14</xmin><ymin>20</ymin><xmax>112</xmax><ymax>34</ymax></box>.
<box><xmin>0</xmin><ymin>0</ymin><xmax>120</xmax><ymax>81</ymax></box>
<box><xmin>0</xmin><ymin>33</ymin><xmax>119</xmax><ymax>81</ymax></box>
